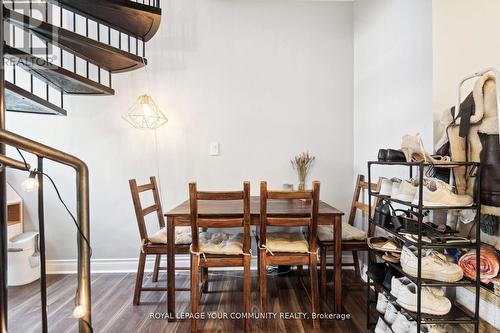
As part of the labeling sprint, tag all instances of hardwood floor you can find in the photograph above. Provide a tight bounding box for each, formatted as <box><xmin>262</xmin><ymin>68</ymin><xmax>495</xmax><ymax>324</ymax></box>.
<box><xmin>7</xmin><ymin>270</ymin><xmax>372</xmax><ymax>333</ymax></box>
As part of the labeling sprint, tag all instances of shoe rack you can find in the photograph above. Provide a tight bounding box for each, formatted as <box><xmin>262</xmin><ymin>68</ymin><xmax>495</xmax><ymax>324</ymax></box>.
<box><xmin>366</xmin><ymin>161</ymin><xmax>481</xmax><ymax>333</ymax></box>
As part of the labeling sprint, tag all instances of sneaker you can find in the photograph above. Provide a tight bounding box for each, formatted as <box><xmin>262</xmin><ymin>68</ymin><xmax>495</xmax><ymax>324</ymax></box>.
<box><xmin>379</xmin><ymin>178</ymin><xmax>402</xmax><ymax>196</ymax></box>
<box><xmin>384</xmin><ymin>302</ymin><xmax>398</xmax><ymax>324</ymax></box>
<box><xmin>400</xmin><ymin>246</ymin><xmax>463</xmax><ymax>282</ymax></box>
<box><xmin>376</xmin><ymin>292</ymin><xmax>389</xmax><ymax>314</ymax></box>
<box><xmin>396</xmin><ymin>282</ymin><xmax>452</xmax><ymax>315</ymax></box>
<box><xmin>391</xmin><ymin>312</ymin><xmax>413</xmax><ymax>333</ymax></box>
<box><xmin>411</xmin><ymin>179</ymin><xmax>473</xmax><ymax>207</ymax></box>
<box><xmin>375</xmin><ymin>317</ymin><xmax>389</xmax><ymax>333</ymax></box>
<box><xmin>391</xmin><ymin>276</ymin><xmax>445</xmax><ymax>299</ymax></box>
<box><xmin>391</xmin><ymin>276</ymin><xmax>412</xmax><ymax>298</ymax></box>
<box><xmin>390</xmin><ymin>181</ymin><xmax>402</xmax><ymax>198</ymax></box>
<box><xmin>393</xmin><ymin>180</ymin><xmax>418</xmax><ymax>202</ymax></box>
<box><xmin>379</xmin><ymin>178</ymin><xmax>393</xmax><ymax>196</ymax></box>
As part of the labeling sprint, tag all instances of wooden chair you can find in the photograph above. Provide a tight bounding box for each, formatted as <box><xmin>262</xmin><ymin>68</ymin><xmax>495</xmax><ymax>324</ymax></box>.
<box><xmin>129</xmin><ymin>176</ymin><xmax>190</xmax><ymax>305</ymax></box>
<box><xmin>189</xmin><ymin>182</ymin><xmax>252</xmax><ymax>332</ymax></box>
<box><xmin>258</xmin><ymin>181</ymin><xmax>321</xmax><ymax>329</ymax></box>
<box><xmin>318</xmin><ymin>174</ymin><xmax>380</xmax><ymax>299</ymax></box>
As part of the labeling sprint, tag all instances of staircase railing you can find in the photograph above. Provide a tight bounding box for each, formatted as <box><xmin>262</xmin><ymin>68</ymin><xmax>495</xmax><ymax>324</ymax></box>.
<box><xmin>0</xmin><ymin>129</ymin><xmax>92</xmax><ymax>333</ymax></box>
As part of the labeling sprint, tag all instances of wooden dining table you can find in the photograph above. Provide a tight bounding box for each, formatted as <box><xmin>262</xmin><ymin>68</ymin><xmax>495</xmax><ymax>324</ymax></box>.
<box><xmin>164</xmin><ymin>196</ymin><xmax>344</xmax><ymax>318</ymax></box>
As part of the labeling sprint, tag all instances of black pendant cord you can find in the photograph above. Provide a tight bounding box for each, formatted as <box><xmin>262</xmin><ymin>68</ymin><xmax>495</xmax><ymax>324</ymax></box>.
<box><xmin>37</xmin><ymin>157</ymin><xmax>48</xmax><ymax>333</ymax></box>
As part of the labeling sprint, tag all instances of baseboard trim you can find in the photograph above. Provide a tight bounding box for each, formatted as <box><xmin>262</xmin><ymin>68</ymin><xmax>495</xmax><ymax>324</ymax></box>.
<box><xmin>47</xmin><ymin>254</ymin><xmax>355</xmax><ymax>274</ymax></box>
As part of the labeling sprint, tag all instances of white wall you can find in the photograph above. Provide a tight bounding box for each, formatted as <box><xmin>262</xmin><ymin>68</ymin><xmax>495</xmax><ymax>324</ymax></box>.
<box><xmin>433</xmin><ymin>0</ymin><xmax>500</xmax><ymax>142</ymax></box>
<box><xmin>5</xmin><ymin>0</ymin><xmax>354</xmax><ymax>262</ymax></box>
<box><xmin>353</xmin><ymin>0</ymin><xmax>433</xmax><ymax>178</ymax></box>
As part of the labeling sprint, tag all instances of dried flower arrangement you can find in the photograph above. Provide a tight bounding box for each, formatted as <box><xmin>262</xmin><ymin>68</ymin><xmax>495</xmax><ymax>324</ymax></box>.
<box><xmin>291</xmin><ymin>151</ymin><xmax>315</xmax><ymax>191</ymax></box>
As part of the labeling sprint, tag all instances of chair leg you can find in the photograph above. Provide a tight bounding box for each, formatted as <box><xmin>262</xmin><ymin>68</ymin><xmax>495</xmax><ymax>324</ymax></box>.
<box><xmin>297</xmin><ymin>265</ymin><xmax>304</xmax><ymax>276</ymax></box>
<box><xmin>352</xmin><ymin>251</ymin><xmax>361</xmax><ymax>281</ymax></box>
<box><xmin>152</xmin><ymin>254</ymin><xmax>161</xmax><ymax>283</ymax></box>
<box><xmin>259</xmin><ymin>248</ymin><xmax>267</xmax><ymax>329</ymax></box>
<box><xmin>320</xmin><ymin>246</ymin><xmax>327</xmax><ymax>302</ymax></box>
<box><xmin>310</xmin><ymin>253</ymin><xmax>320</xmax><ymax>329</ymax></box>
<box><xmin>243</xmin><ymin>255</ymin><xmax>252</xmax><ymax>331</ymax></box>
<box><xmin>201</xmin><ymin>267</ymin><xmax>208</xmax><ymax>293</ymax></box>
<box><xmin>191</xmin><ymin>253</ymin><xmax>200</xmax><ymax>333</ymax></box>
<box><xmin>133</xmin><ymin>252</ymin><xmax>146</xmax><ymax>305</ymax></box>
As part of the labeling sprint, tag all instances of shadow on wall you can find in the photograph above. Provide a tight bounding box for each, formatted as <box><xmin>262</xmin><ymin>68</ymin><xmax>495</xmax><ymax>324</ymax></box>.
<box><xmin>154</xmin><ymin>0</ymin><xmax>199</xmax><ymax>72</ymax></box>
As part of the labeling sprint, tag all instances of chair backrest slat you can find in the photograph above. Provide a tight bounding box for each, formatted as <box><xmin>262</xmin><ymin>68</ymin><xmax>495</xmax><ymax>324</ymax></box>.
<box><xmin>347</xmin><ymin>174</ymin><xmax>381</xmax><ymax>237</ymax></box>
<box><xmin>189</xmin><ymin>182</ymin><xmax>251</xmax><ymax>253</ymax></box>
<box><xmin>129</xmin><ymin>176</ymin><xmax>165</xmax><ymax>242</ymax></box>
<box><xmin>198</xmin><ymin>218</ymin><xmax>244</xmax><ymax>228</ymax></box>
<box><xmin>266</xmin><ymin>217</ymin><xmax>311</xmax><ymax>227</ymax></box>
<box><xmin>260</xmin><ymin>181</ymin><xmax>320</xmax><ymax>252</ymax></box>
<box><xmin>197</xmin><ymin>191</ymin><xmax>244</xmax><ymax>200</ymax></box>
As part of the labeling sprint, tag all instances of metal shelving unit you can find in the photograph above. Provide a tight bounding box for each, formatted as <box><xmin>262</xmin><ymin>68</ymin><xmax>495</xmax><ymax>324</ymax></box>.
<box><xmin>366</xmin><ymin>161</ymin><xmax>481</xmax><ymax>333</ymax></box>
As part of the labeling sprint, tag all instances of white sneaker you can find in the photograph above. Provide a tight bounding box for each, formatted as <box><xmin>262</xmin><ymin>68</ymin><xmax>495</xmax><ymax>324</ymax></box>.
<box><xmin>376</xmin><ymin>292</ymin><xmax>389</xmax><ymax>314</ymax></box>
<box><xmin>391</xmin><ymin>312</ymin><xmax>413</xmax><ymax>333</ymax></box>
<box><xmin>391</xmin><ymin>276</ymin><xmax>445</xmax><ymax>298</ymax></box>
<box><xmin>391</xmin><ymin>276</ymin><xmax>412</xmax><ymax>298</ymax></box>
<box><xmin>375</xmin><ymin>317</ymin><xmax>389</xmax><ymax>333</ymax></box>
<box><xmin>379</xmin><ymin>178</ymin><xmax>402</xmax><ymax>196</ymax></box>
<box><xmin>384</xmin><ymin>302</ymin><xmax>398</xmax><ymax>324</ymax></box>
<box><xmin>400</xmin><ymin>246</ymin><xmax>464</xmax><ymax>282</ymax></box>
<box><xmin>396</xmin><ymin>282</ymin><xmax>452</xmax><ymax>315</ymax></box>
<box><xmin>411</xmin><ymin>179</ymin><xmax>473</xmax><ymax>207</ymax></box>
<box><xmin>379</xmin><ymin>178</ymin><xmax>393</xmax><ymax>196</ymax></box>
<box><xmin>393</xmin><ymin>180</ymin><xmax>417</xmax><ymax>202</ymax></box>
<box><xmin>390</xmin><ymin>181</ymin><xmax>402</xmax><ymax>198</ymax></box>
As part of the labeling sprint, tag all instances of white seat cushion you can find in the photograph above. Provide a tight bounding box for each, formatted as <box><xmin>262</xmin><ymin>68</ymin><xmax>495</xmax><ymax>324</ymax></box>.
<box><xmin>266</xmin><ymin>232</ymin><xmax>309</xmax><ymax>253</ymax></box>
<box><xmin>317</xmin><ymin>223</ymin><xmax>367</xmax><ymax>242</ymax></box>
<box><xmin>199</xmin><ymin>232</ymin><xmax>244</xmax><ymax>255</ymax></box>
<box><xmin>148</xmin><ymin>226</ymin><xmax>192</xmax><ymax>245</ymax></box>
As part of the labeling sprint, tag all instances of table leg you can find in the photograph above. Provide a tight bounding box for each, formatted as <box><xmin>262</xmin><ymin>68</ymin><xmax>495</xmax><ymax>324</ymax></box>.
<box><xmin>167</xmin><ymin>216</ymin><xmax>175</xmax><ymax>321</ymax></box>
<box><xmin>334</xmin><ymin>215</ymin><xmax>342</xmax><ymax>313</ymax></box>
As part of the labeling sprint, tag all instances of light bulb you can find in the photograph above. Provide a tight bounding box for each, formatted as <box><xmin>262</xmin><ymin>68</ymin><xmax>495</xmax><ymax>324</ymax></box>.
<box><xmin>142</xmin><ymin>103</ymin><xmax>152</xmax><ymax>117</ymax></box>
<box><xmin>21</xmin><ymin>172</ymin><xmax>39</xmax><ymax>192</ymax></box>
<box><xmin>72</xmin><ymin>305</ymin><xmax>86</xmax><ymax>319</ymax></box>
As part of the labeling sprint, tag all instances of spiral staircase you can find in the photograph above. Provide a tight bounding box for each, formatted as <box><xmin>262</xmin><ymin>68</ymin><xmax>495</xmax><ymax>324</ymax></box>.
<box><xmin>0</xmin><ymin>0</ymin><xmax>162</xmax><ymax>332</ymax></box>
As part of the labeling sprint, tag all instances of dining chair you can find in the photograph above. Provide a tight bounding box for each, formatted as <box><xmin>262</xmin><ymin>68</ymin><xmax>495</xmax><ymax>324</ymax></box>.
<box><xmin>129</xmin><ymin>176</ymin><xmax>190</xmax><ymax>305</ymax></box>
<box><xmin>258</xmin><ymin>181</ymin><xmax>321</xmax><ymax>329</ymax></box>
<box><xmin>317</xmin><ymin>174</ymin><xmax>380</xmax><ymax>299</ymax></box>
<box><xmin>189</xmin><ymin>182</ymin><xmax>252</xmax><ymax>332</ymax></box>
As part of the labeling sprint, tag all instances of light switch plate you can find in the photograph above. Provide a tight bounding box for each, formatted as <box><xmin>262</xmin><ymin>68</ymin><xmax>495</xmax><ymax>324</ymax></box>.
<box><xmin>209</xmin><ymin>142</ymin><xmax>220</xmax><ymax>156</ymax></box>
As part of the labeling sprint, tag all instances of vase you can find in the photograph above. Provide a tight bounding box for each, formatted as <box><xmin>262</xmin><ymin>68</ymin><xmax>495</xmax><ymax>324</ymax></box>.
<box><xmin>298</xmin><ymin>181</ymin><xmax>305</xmax><ymax>191</ymax></box>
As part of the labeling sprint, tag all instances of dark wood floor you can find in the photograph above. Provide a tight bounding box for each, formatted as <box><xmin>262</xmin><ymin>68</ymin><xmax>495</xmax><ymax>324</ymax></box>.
<box><xmin>8</xmin><ymin>270</ymin><xmax>371</xmax><ymax>333</ymax></box>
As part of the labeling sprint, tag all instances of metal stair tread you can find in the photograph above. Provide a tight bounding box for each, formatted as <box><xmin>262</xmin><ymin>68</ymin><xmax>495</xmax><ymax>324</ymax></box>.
<box><xmin>4</xmin><ymin>7</ymin><xmax>146</xmax><ymax>73</ymax></box>
<box><xmin>5</xmin><ymin>81</ymin><xmax>67</xmax><ymax>116</ymax></box>
<box><xmin>46</xmin><ymin>0</ymin><xmax>161</xmax><ymax>42</ymax></box>
<box><xmin>4</xmin><ymin>45</ymin><xmax>115</xmax><ymax>95</ymax></box>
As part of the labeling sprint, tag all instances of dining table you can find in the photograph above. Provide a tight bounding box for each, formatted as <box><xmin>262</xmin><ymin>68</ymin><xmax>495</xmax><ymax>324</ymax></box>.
<box><xmin>164</xmin><ymin>196</ymin><xmax>344</xmax><ymax>318</ymax></box>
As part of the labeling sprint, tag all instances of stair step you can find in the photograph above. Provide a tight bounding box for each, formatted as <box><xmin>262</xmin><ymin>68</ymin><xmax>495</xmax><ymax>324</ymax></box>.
<box><xmin>47</xmin><ymin>0</ymin><xmax>161</xmax><ymax>42</ymax></box>
<box><xmin>5</xmin><ymin>45</ymin><xmax>115</xmax><ymax>95</ymax></box>
<box><xmin>4</xmin><ymin>8</ymin><xmax>146</xmax><ymax>73</ymax></box>
<box><xmin>5</xmin><ymin>82</ymin><xmax>67</xmax><ymax>116</ymax></box>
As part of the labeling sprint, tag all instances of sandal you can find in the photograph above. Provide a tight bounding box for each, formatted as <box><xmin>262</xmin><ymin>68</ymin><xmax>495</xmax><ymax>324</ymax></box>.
<box><xmin>367</xmin><ymin>237</ymin><xmax>402</xmax><ymax>253</ymax></box>
<box><xmin>383</xmin><ymin>253</ymin><xmax>400</xmax><ymax>264</ymax></box>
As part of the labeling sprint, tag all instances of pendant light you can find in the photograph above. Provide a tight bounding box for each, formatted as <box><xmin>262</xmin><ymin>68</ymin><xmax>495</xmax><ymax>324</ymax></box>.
<box><xmin>123</xmin><ymin>94</ymin><xmax>168</xmax><ymax>130</ymax></box>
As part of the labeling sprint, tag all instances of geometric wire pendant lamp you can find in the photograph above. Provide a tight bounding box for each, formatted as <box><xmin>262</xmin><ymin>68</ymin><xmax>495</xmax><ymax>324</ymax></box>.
<box><xmin>122</xmin><ymin>94</ymin><xmax>168</xmax><ymax>130</ymax></box>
